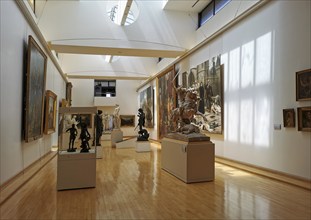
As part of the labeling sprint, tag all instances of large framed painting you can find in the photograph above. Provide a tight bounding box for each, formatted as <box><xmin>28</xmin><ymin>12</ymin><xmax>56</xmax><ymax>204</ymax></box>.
<box><xmin>298</xmin><ymin>106</ymin><xmax>311</xmax><ymax>132</ymax></box>
<box><xmin>296</xmin><ymin>69</ymin><xmax>311</xmax><ymax>101</ymax></box>
<box><xmin>44</xmin><ymin>90</ymin><xmax>57</xmax><ymax>134</ymax></box>
<box><xmin>283</xmin><ymin>108</ymin><xmax>295</xmax><ymax>128</ymax></box>
<box><xmin>120</xmin><ymin>115</ymin><xmax>135</xmax><ymax>127</ymax></box>
<box><xmin>157</xmin><ymin>68</ymin><xmax>176</xmax><ymax>139</ymax></box>
<box><xmin>139</xmin><ymin>86</ymin><xmax>154</xmax><ymax>128</ymax></box>
<box><xmin>188</xmin><ymin>55</ymin><xmax>223</xmax><ymax>134</ymax></box>
<box><xmin>25</xmin><ymin>35</ymin><xmax>47</xmax><ymax>142</ymax></box>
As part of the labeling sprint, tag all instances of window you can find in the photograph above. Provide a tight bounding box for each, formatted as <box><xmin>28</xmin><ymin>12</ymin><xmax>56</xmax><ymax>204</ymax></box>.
<box><xmin>106</xmin><ymin>1</ymin><xmax>139</xmax><ymax>26</ymax></box>
<box><xmin>94</xmin><ymin>80</ymin><xmax>116</xmax><ymax>97</ymax></box>
<box><xmin>198</xmin><ymin>0</ymin><xmax>231</xmax><ymax>28</ymax></box>
<box><xmin>215</xmin><ymin>0</ymin><xmax>230</xmax><ymax>13</ymax></box>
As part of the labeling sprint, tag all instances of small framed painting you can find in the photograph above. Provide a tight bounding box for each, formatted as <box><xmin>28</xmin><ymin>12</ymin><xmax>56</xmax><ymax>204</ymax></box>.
<box><xmin>283</xmin><ymin>109</ymin><xmax>295</xmax><ymax>128</ymax></box>
<box><xmin>120</xmin><ymin>115</ymin><xmax>135</xmax><ymax>127</ymax></box>
<box><xmin>296</xmin><ymin>69</ymin><xmax>311</xmax><ymax>101</ymax></box>
<box><xmin>297</xmin><ymin>106</ymin><xmax>311</xmax><ymax>132</ymax></box>
<box><xmin>44</xmin><ymin>90</ymin><xmax>57</xmax><ymax>134</ymax></box>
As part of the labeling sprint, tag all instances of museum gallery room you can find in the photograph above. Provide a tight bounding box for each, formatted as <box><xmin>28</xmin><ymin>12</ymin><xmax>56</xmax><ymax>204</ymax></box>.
<box><xmin>0</xmin><ymin>0</ymin><xmax>311</xmax><ymax>219</ymax></box>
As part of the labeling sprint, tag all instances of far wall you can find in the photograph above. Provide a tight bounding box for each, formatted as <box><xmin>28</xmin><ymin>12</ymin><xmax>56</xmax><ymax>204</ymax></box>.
<box><xmin>71</xmin><ymin>79</ymin><xmax>141</xmax><ymax>137</ymax></box>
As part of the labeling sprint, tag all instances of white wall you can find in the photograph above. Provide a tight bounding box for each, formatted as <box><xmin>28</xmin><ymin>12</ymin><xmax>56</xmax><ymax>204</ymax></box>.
<box><xmin>0</xmin><ymin>0</ymin><xmax>66</xmax><ymax>184</ymax></box>
<box><xmin>171</xmin><ymin>1</ymin><xmax>311</xmax><ymax>179</ymax></box>
<box><xmin>71</xmin><ymin>79</ymin><xmax>140</xmax><ymax>137</ymax></box>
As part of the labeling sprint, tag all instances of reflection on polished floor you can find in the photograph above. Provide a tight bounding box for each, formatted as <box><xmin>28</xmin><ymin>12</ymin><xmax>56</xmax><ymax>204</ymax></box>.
<box><xmin>0</xmin><ymin>140</ymin><xmax>310</xmax><ymax>219</ymax></box>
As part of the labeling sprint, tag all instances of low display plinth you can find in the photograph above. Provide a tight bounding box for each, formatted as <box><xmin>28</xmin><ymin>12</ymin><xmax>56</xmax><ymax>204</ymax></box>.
<box><xmin>111</xmin><ymin>129</ymin><xmax>123</xmax><ymax>147</ymax></box>
<box><xmin>136</xmin><ymin>141</ymin><xmax>150</xmax><ymax>152</ymax></box>
<box><xmin>96</xmin><ymin>145</ymin><xmax>102</xmax><ymax>159</ymax></box>
<box><xmin>161</xmin><ymin>136</ymin><xmax>215</xmax><ymax>183</ymax></box>
<box><xmin>57</xmin><ymin>150</ymin><xmax>96</xmax><ymax>190</ymax></box>
<box><xmin>102</xmin><ymin>133</ymin><xmax>111</xmax><ymax>140</ymax></box>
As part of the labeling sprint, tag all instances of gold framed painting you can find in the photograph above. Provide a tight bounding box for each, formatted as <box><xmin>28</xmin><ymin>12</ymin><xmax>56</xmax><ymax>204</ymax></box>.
<box><xmin>25</xmin><ymin>35</ymin><xmax>47</xmax><ymax>142</ymax></box>
<box><xmin>296</xmin><ymin>68</ymin><xmax>311</xmax><ymax>101</ymax></box>
<box><xmin>44</xmin><ymin>90</ymin><xmax>57</xmax><ymax>134</ymax></box>
<box><xmin>66</xmin><ymin>82</ymin><xmax>73</xmax><ymax>106</ymax></box>
<box><xmin>297</xmin><ymin>106</ymin><xmax>311</xmax><ymax>132</ymax></box>
<box><xmin>283</xmin><ymin>108</ymin><xmax>295</xmax><ymax>128</ymax></box>
<box><xmin>120</xmin><ymin>115</ymin><xmax>135</xmax><ymax>127</ymax></box>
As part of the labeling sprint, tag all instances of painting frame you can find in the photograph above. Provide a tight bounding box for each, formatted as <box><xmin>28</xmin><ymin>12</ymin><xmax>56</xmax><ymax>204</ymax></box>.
<box><xmin>296</xmin><ymin>69</ymin><xmax>311</xmax><ymax>101</ymax></box>
<box><xmin>66</xmin><ymin>82</ymin><xmax>73</xmax><ymax>106</ymax></box>
<box><xmin>44</xmin><ymin>90</ymin><xmax>57</xmax><ymax>134</ymax></box>
<box><xmin>25</xmin><ymin>35</ymin><xmax>47</xmax><ymax>142</ymax></box>
<box><xmin>297</xmin><ymin>106</ymin><xmax>311</xmax><ymax>132</ymax></box>
<box><xmin>120</xmin><ymin>115</ymin><xmax>135</xmax><ymax>127</ymax></box>
<box><xmin>283</xmin><ymin>108</ymin><xmax>295</xmax><ymax>128</ymax></box>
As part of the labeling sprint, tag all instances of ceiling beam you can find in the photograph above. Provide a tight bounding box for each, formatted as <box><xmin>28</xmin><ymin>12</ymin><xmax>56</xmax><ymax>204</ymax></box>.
<box><xmin>66</xmin><ymin>74</ymin><xmax>149</xmax><ymax>80</ymax></box>
<box><xmin>48</xmin><ymin>43</ymin><xmax>185</xmax><ymax>58</ymax></box>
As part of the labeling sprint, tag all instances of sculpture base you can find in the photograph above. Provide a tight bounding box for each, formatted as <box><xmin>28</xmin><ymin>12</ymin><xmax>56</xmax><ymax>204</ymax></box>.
<box><xmin>165</xmin><ymin>132</ymin><xmax>210</xmax><ymax>142</ymax></box>
<box><xmin>161</xmin><ymin>137</ymin><xmax>215</xmax><ymax>183</ymax></box>
<box><xmin>111</xmin><ymin>129</ymin><xmax>123</xmax><ymax>147</ymax></box>
<box><xmin>136</xmin><ymin>141</ymin><xmax>150</xmax><ymax>152</ymax></box>
<box><xmin>96</xmin><ymin>145</ymin><xmax>102</xmax><ymax>159</ymax></box>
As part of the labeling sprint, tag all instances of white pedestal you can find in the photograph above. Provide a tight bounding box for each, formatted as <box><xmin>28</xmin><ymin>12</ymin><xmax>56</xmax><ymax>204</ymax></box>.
<box><xmin>102</xmin><ymin>133</ymin><xmax>111</xmax><ymax>140</ymax></box>
<box><xmin>96</xmin><ymin>145</ymin><xmax>102</xmax><ymax>159</ymax></box>
<box><xmin>111</xmin><ymin>129</ymin><xmax>123</xmax><ymax>147</ymax></box>
<box><xmin>57</xmin><ymin>150</ymin><xmax>96</xmax><ymax>190</ymax></box>
<box><xmin>161</xmin><ymin>137</ymin><xmax>215</xmax><ymax>183</ymax></box>
<box><xmin>136</xmin><ymin>141</ymin><xmax>151</xmax><ymax>152</ymax></box>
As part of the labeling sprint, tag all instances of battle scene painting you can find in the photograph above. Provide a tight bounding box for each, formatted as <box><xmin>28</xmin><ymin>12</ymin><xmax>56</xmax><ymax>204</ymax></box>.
<box><xmin>174</xmin><ymin>55</ymin><xmax>223</xmax><ymax>134</ymax></box>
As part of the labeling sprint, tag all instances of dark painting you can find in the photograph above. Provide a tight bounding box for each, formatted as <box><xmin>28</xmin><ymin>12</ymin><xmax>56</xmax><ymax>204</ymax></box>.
<box><xmin>120</xmin><ymin>115</ymin><xmax>135</xmax><ymax>127</ymax></box>
<box><xmin>296</xmin><ymin>69</ymin><xmax>311</xmax><ymax>101</ymax></box>
<box><xmin>25</xmin><ymin>36</ymin><xmax>47</xmax><ymax>142</ymax></box>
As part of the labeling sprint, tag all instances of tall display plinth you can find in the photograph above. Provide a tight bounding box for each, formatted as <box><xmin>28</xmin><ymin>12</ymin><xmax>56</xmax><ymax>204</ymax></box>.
<box><xmin>161</xmin><ymin>135</ymin><xmax>215</xmax><ymax>183</ymax></box>
<box><xmin>111</xmin><ymin>129</ymin><xmax>123</xmax><ymax>147</ymax></box>
<box><xmin>136</xmin><ymin>141</ymin><xmax>151</xmax><ymax>152</ymax></box>
<box><xmin>57</xmin><ymin>151</ymin><xmax>96</xmax><ymax>190</ymax></box>
<box><xmin>57</xmin><ymin>107</ymin><xmax>97</xmax><ymax>190</ymax></box>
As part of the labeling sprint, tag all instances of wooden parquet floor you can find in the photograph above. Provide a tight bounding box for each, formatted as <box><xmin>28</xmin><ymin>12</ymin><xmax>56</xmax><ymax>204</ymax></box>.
<box><xmin>0</xmin><ymin>141</ymin><xmax>310</xmax><ymax>219</ymax></box>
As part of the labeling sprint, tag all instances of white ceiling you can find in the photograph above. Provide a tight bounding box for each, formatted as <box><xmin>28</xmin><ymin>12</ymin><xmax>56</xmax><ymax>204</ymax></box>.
<box><xmin>37</xmin><ymin>0</ymin><xmax>212</xmax><ymax>80</ymax></box>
